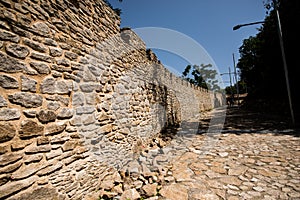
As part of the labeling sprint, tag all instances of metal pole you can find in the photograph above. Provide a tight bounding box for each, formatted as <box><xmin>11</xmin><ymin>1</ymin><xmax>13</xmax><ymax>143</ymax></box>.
<box><xmin>229</xmin><ymin>67</ymin><xmax>234</xmax><ymax>106</ymax></box>
<box><xmin>233</xmin><ymin>53</ymin><xmax>240</xmax><ymax>107</ymax></box>
<box><xmin>273</xmin><ymin>2</ymin><xmax>295</xmax><ymax>125</ymax></box>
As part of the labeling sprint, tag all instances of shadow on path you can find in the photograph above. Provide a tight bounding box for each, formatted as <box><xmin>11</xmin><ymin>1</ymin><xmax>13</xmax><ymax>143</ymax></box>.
<box><xmin>223</xmin><ymin>106</ymin><xmax>299</xmax><ymax>136</ymax></box>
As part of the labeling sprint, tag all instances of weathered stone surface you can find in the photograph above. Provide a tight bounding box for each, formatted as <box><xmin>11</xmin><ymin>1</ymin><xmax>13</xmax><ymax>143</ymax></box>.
<box><xmin>49</xmin><ymin>47</ymin><xmax>63</xmax><ymax>57</ymax></box>
<box><xmin>0</xmin><ymin>153</ymin><xmax>22</xmax><ymax>167</ymax></box>
<box><xmin>25</xmin><ymin>144</ymin><xmax>51</xmax><ymax>153</ymax></box>
<box><xmin>0</xmin><ymin>145</ymin><xmax>9</xmax><ymax>155</ymax></box>
<box><xmin>7</xmin><ymin>186</ymin><xmax>61</xmax><ymax>200</ymax></box>
<box><xmin>76</xmin><ymin>106</ymin><xmax>95</xmax><ymax>115</ymax></box>
<box><xmin>23</xmin><ymin>110</ymin><xmax>36</xmax><ymax>118</ymax></box>
<box><xmin>0</xmin><ymin>174</ymin><xmax>10</xmax><ymax>186</ymax></box>
<box><xmin>19</xmin><ymin>120</ymin><xmax>44</xmax><ymax>138</ymax></box>
<box><xmin>0</xmin><ymin>161</ymin><xmax>22</xmax><ymax>175</ymax></box>
<box><xmin>30</xmin><ymin>52</ymin><xmax>53</xmax><ymax>63</ymax></box>
<box><xmin>45</xmin><ymin>123</ymin><xmax>66</xmax><ymax>135</ymax></box>
<box><xmin>56</xmin><ymin>80</ymin><xmax>72</xmax><ymax>94</ymax></box>
<box><xmin>62</xmin><ymin>140</ymin><xmax>78</xmax><ymax>152</ymax></box>
<box><xmin>0</xmin><ymin>95</ymin><xmax>7</xmax><ymax>107</ymax></box>
<box><xmin>0</xmin><ymin>108</ymin><xmax>21</xmax><ymax>121</ymax></box>
<box><xmin>45</xmin><ymin>149</ymin><xmax>61</xmax><ymax>160</ymax></box>
<box><xmin>11</xmin><ymin>140</ymin><xmax>29</xmax><ymax>150</ymax></box>
<box><xmin>11</xmin><ymin>162</ymin><xmax>43</xmax><ymax>180</ymax></box>
<box><xmin>40</xmin><ymin>77</ymin><xmax>55</xmax><ymax>94</ymax></box>
<box><xmin>0</xmin><ymin>74</ymin><xmax>19</xmax><ymax>89</ymax></box>
<box><xmin>37</xmin><ymin>137</ymin><xmax>49</xmax><ymax>145</ymax></box>
<box><xmin>47</xmin><ymin>101</ymin><xmax>60</xmax><ymax>111</ymax></box>
<box><xmin>30</xmin><ymin>61</ymin><xmax>50</xmax><ymax>74</ymax></box>
<box><xmin>57</xmin><ymin>108</ymin><xmax>74</xmax><ymax>119</ymax></box>
<box><xmin>40</xmin><ymin>78</ymin><xmax>72</xmax><ymax>94</ymax></box>
<box><xmin>56</xmin><ymin>58</ymin><xmax>70</xmax><ymax>66</ymax></box>
<box><xmin>0</xmin><ymin>176</ymin><xmax>37</xmax><ymax>199</ymax></box>
<box><xmin>6</xmin><ymin>43</ymin><xmax>30</xmax><ymax>59</ymax></box>
<box><xmin>79</xmin><ymin>83</ymin><xmax>98</xmax><ymax>92</ymax></box>
<box><xmin>37</xmin><ymin>109</ymin><xmax>57</xmax><ymax>123</ymax></box>
<box><xmin>32</xmin><ymin>22</ymin><xmax>50</xmax><ymax>36</ymax></box>
<box><xmin>99</xmin><ymin>124</ymin><xmax>113</xmax><ymax>134</ymax></box>
<box><xmin>142</xmin><ymin>183</ymin><xmax>158</xmax><ymax>197</ymax></box>
<box><xmin>8</xmin><ymin>92</ymin><xmax>43</xmax><ymax>108</ymax></box>
<box><xmin>0</xmin><ymin>30</ymin><xmax>20</xmax><ymax>43</ymax></box>
<box><xmin>37</xmin><ymin>163</ymin><xmax>63</xmax><ymax>176</ymax></box>
<box><xmin>160</xmin><ymin>184</ymin><xmax>188</xmax><ymax>200</ymax></box>
<box><xmin>44</xmin><ymin>38</ymin><xmax>58</xmax><ymax>47</ymax></box>
<box><xmin>0</xmin><ymin>122</ymin><xmax>16</xmax><ymax>142</ymax></box>
<box><xmin>21</xmin><ymin>75</ymin><xmax>37</xmax><ymax>92</ymax></box>
<box><xmin>72</xmin><ymin>92</ymin><xmax>84</xmax><ymax>106</ymax></box>
<box><xmin>64</xmin><ymin>51</ymin><xmax>78</xmax><ymax>60</ymax></box>
<box><xmin>0</xmin><ymin>52</ymin><xmax>26</xmax><ymax>72</ymax></box>
<box><xmin>23</xmin><ymin>38</ymin><xmax>47</xmax><ymax>52</ymax></box>
<box><xmin>120</xmin><ymin>188</ymin><xmax>141</xmax><ymax>200</ymax></box>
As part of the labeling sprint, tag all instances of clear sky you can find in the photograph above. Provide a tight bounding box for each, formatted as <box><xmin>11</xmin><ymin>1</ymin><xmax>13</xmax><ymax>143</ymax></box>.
<box><xmin>108</xmin><ymin>0</ymin><xmax>267</xmax><ymax>87</ymax></box>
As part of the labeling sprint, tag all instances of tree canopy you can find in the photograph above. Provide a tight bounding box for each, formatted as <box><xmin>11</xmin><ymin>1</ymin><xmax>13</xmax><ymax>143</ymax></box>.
<box><xmin>181</xmin><ymin>64</ymin><xmax>221</xmax><ymax>91</ymax></box>
<box><xmin>237</xmin><ymin>0</ymin><xmax>300</xmax><ymax>122</ymax></box>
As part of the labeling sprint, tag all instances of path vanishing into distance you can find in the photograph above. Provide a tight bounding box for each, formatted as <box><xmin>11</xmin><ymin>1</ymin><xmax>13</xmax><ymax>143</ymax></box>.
<box><xmin>97</xmin><ymin>106</ymin><xmax>300</xmax><ymax>200</ymax></box>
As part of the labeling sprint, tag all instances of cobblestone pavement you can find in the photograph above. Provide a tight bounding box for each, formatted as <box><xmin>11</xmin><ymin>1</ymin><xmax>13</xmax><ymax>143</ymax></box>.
<box><xmin>99</xmin><ymin>107</ymin><xmax>300</xmax><ymax>200</ymax></box>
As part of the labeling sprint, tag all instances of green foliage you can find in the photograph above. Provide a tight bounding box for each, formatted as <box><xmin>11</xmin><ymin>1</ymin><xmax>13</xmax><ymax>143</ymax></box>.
<box><xmin>225</xmin><ymin>80</ymin><xmax>247</xmax><ymax>95</ymax></box>
<box><xmin>237</xmin><ymin>1</ymin><xmax>288</xmax><ymax>98</ymax></box>
<box><xmin>181</xmin><ymin>64</ymin><xmax>221</xmax><ymax>91</ymax></box>
<box><xmin>237</xmin><ymin>0</ymin><xmax>300</xmax><ymax>118</ymax></box>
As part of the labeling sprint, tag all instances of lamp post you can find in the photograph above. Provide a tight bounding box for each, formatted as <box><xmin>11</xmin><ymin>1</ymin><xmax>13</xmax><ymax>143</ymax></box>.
<box><xmin>232</xmin><ymin>53</ymin><xmax>239</xmax><ymax>107</ymax></box>
<box><xmin>233</xmin><ymin>4</ymin><xmax>295</xmax><ymax>125</ymax></box>
<box><xmin>221</xmin><ymin>68</ymin><xmax>234</xmax><ymax>106</ymax></box>
<box><xmin>233</xmin><ymin>21</ymin><xmax>265</xmax><ymax>31</ymax></box>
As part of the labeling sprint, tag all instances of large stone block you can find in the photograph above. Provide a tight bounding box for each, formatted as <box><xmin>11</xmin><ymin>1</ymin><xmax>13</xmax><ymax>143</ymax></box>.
<box><xmin>0</xmin><ymin>176</ymin><xmax>37</xmax><ymax>199</ymax></box>
<box><xmin>0</xmin><ymin>95</ymin><xmax>7</xmax><ymax>107</ymax></box>
<box><xmin>0</xmin><ymin>153</ymin><xmax>22</xmax><ymax>167</ymax></box>
<box><xmin>40</xmin><ymin>77</ymin><xmax>72</xmax><ymax>94</ymax></box>
<box><xmin>8</xmin><ymin>92</ymin><xmax>43</xmax><ymax>108</ymax></box>
<box><xmin>21</xmin><ymin>75</ymin><xmax>37</xmax><ymax>92</ymax></box>
<box><xmin>37</xmin><ymin>109</ymin><xmax>57</xmax><ymax>123</ymax></box>
<box><xmin>19</xmin><ymin>120</ymin><xmax>44</xmax><ymax>138</ymax></box>
<box><xmin>0</xmin><ymin>122</ymin><xmax>16</xmax><ymax>142</ymax></box>
<box><xmin>30</xmin><ymin>61</ymin><xmax>50</xmax><ymax>74</ymax></box>
<box><xmin>0</xmin><ymin>108</ymin><xmax>21</xmax><ymax>121</ymax></box>
<box><xmin>0</xmin><ymin>74</ymin><xmax>19</xmax><ymax>89</ymax></box>
<box><xmin>0</xmin><ymin>30</ymin><xmax>20</xmax><ymax>43</ymax></box>
<box><xmin>0</xmin><ymin>52</ymin><xmax>26</xmax><ymax>73</ymax></box>
<box><xmin>57</xmin><ymin>108</ymin><xmax>74</xmax><ymax>119</ymax></box>
<box><xmin>6</xmin><ymin>43</ymin><xmax>30</xmax><ymax>59</ymax></box>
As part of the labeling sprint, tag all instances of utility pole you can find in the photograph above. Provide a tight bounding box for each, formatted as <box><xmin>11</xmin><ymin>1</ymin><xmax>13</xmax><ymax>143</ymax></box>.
<box><xmin>273</xmin><ymin>0</ymin><xmax>295</xmax><ymax>125</ymax></box>
<box><xmin>233</xmin><ymin>53</ymin><xmax>239</xmax><ymax>107</ymax></box>
<box><xmin>232</xmin><ymin>1</ymin><xmax>295</xmax><ymax>125</ymax></box>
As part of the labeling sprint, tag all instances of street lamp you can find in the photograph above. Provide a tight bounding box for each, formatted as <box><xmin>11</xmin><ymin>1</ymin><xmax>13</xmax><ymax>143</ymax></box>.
<box><xmin>233</xmin><ymin>3</ymin><xmax>295</xmax><ymax>125</ymax></box>
<box><xmin>221</xmin><ymin>68</ymin><xmax>234</xmax><ymax>106</ymax></box>
<box><xmin>233</xmin><ymin>21</ymin><xmax>265</xmax><ymax>31</ymax></box>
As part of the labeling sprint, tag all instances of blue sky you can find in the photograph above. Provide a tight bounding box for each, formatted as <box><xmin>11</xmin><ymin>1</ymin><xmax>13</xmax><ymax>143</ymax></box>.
<box><xmin>108</xmin><ymin>0</ymin><xmax>267</xmax><ymax>87</ymax></box>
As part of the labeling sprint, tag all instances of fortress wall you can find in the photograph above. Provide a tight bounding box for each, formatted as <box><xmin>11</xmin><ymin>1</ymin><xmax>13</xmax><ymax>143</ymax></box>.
<box><xmin>0</xmin><ymin>0</ymin><xmax>224</xmax><ymax>199</ymax></box>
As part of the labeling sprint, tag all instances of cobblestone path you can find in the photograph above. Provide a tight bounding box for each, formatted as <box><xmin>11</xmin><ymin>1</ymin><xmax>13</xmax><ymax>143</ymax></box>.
<box><xmin>159</xmin><ymin>131</ymin><xmax>300</xmax><ymax>200</ymax></box>
<box><xmin>99</xmin><ymin>107</ymin><xmax>300</xmax><ymax>200</ymax></box>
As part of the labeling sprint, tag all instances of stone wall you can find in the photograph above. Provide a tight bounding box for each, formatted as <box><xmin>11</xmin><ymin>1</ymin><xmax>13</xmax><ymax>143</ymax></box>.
<box><xmin>0</xmin><ymin>0</ymin><xmax>224</xmax><ymax>199</ymax></box>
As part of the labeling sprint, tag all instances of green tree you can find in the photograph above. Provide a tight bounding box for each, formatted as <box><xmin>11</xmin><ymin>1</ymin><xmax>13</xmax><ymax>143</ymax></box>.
<box><xmin>181</xmin><ymin>64</ymin><xmax>221</xmax><ymax>91</ymax></box>
<box><xmin>237</xmin><ymin>0</ymin><xmax>300</xmax><ymax>121</ymax></box>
